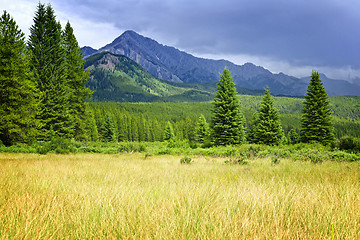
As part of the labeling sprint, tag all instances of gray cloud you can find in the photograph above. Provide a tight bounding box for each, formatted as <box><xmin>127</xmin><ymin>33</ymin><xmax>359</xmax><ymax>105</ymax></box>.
<box><xmin>5</xmin><ymin>0</ymin><xmax>360</xmax><ymax>79</ymax></box>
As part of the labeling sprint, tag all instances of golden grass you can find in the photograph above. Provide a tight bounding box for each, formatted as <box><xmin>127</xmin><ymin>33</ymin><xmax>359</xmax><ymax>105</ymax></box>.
<box><xmin>0</xmin><ymin>153</ymin><xmax>359</xmax><ymax>239</ymax></box>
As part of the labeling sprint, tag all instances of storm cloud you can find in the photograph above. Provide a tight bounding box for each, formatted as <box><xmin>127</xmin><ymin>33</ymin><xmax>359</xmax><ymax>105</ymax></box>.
<box><xmin>3</xmin><ymin>0</ymin><xmax>360</xmax><ymax>79</ymax></box>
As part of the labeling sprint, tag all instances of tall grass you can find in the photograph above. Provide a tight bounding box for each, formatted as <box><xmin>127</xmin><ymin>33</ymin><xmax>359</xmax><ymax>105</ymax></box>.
<box><xmin>0</xmin><ymin>153</ymin><xmax>359</xmax><ymax>239</ymax></box>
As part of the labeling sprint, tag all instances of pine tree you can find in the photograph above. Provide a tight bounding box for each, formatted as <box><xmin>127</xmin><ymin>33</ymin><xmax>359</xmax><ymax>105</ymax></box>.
<box><xmin>152</xmin><ymin>119</ymin><xmax>161</xmax><ymax>141</ymax></box>
<box><xmin>164</xmin><ymin>121</ymin><xmax>175</xmax><ymax>141</ymax></box>
<box><xmin>210</xmin><ymin>67</ymin><xmax>245</xmax><ymax>145</ymax></box>
<box><xmin>195</xmin><ymin>114</ymin><xmax>209</xmax><ymax>143</ymax></box>
<box><xmin>287</xmin><ymin>129</ymin><xmax>299</xmax><ymax>145</ymax></box>
<box><xmin>246</xmin><ymin>112</ymin><xmax>259</xmax><ymax>143</ymax></box>
<box><xmin>62</xmin><ymin>21</ymin><xmax>92</xmax><ymax>139</ymax></box>
<box><xmin>252</xmin><ymin>87</ymin><xmax>284</xmax><ymax>145</ymax></box>
<box><xmin>0</xmin><ymin>11</ymin><xmax>41</xmax><ymax>146</ymax></box>
<box><xmin>83</xmin><ymin>106</ymin><xmax>98</xmax><ymax>142</ymax></box>
<box><xmin>300</xmin><ymin>71</ymin><xmax>335</xmax><ymax>145</ymax></box>
<box><xmin>130</xmin><ymin>116</ymin><xmax>139</xmax><ymax>141</ymax></box>
<box><xmin>101</xmin><ymin>112</ymin><xmax>116</xmax><ymax>142</ymax></box>
<box><xmin>28</xmin><ymin>3</ymin><xmax>73</xmax><ymax>139</ymax></box>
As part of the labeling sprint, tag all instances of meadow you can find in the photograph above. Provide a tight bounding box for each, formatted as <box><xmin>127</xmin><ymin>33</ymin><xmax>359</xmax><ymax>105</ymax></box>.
<box><xmin>0</xmin><ymin>153</ymin><xmax>359</xmax><ymax>239</ymax></box>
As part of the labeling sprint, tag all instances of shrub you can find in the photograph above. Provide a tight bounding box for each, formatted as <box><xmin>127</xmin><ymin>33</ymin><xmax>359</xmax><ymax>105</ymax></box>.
<box><xmin>36</xmin><ymin>137</ymin><xmax>76</xmax><ymax>154</ymax></box>
<box><xmin>338</xmin><ymin>136</ymin><xmax>360</xmax><ymax>152</ymax></box>
<box><xmin>225</xmin><ymin>153</ymin><xmax>248</xmax><ymax>165</ymax></box>
<box><xmin>271</xmin><ymin>156</ymin><xmax>280</xmax><ymax>165</ymax></box>
<box><xmin>180</xmin><ymin>156</ymin><xmax>192</xmax><ymax>164</ymax></box>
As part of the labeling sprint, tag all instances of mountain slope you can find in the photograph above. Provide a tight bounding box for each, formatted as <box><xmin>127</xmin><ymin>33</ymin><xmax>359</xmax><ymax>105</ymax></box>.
<box><xmin>92</xmin><ymin>30</ymin><xmax>307</xmax><ymax>96</ymax></box>
<box><xmin>82</xmin><ymin>46</ymin><xmax>97</xmax><ymax>57</ymax></box>
<box><xmin>301</xmin><ymin>74</ymin><xmax>360</xmax><ymax>96</ymax></box>
<box><xmin>84</xmin><ymin>52</ymin><xmax>215</xmax><ymax>102</ymax></box>
<box><xmin>83</xmin><ymin>30</ymin><xmax>360</xmax><ymax>97</ymax></box>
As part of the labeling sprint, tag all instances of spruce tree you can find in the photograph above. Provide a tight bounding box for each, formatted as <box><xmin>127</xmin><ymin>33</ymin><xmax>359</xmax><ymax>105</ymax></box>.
<box><xmin>0</xmin><ymin>11</ymin><xmax>40</xmax><ymax>145</ymax></box>
<box><xmin>300</xmin><ymin>71</ymin><xmax>335</xmax><ymax>145</ymax></box>
<box><xmin>28</xmin><ymin>3</ymin><xmax>73</xmax><ymax>139</ymax></box>
<box><xmin>287</xmin><ymin>129</ymin><xmax>299</xmax><ymax>145</ymax></box>
<box><xmin>62</xmin><ymin>21</ymin><xmax>92</xmax><ymax>140</ymax></box>
<box><xmin>246</xmin><ymin>112</ymin><xmax>259</xmax><ymax>143</ymax></box>
<box><xmin>210</xmin><ymin>67</ymin><xmax>245</xmax><ymax>145</ymax></box>
<box><xmin>83</xmin><ymin>106</ymin><xmax>98</xmax><ymax>142</ymax></box>
<box><xmin>164</xmin><ymin>121</ymin><xmax>175</xmax><ymax>141</ymax></box>
<box><xmin>252</xmin><ymin>87</ymin><xmax>284</xmax><ymax>145</ymax></box>
<box><xmin>195</xmin><ymin>114</ymin><xmax>209</xmax><ymax>143</ymax></box>
<box><xmin>101</xmin><ymin>113</ymin><xmax>116</xmax><ymax>142</ymax></box>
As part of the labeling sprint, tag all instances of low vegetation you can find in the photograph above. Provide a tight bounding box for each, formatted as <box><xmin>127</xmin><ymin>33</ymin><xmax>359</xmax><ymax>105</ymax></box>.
<box><xmin>0</xmin><ymin>153</ymin><xmax>359</xmax><ymax>239</ymax></box>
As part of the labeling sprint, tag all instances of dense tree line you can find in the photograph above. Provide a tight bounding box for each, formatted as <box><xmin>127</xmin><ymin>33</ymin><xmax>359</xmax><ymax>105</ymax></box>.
<box><xmin>0</xmin><ymin>5</ymin><xmax>356</xmax><ymax>147</ymax></box>
<box><xmin>0</xmin><ymin>4</ymin><xmax>92</xmax><ymax>146</ymax></box>
<box><xmin>211</xmin><ymin>69</ymin><xmax>334</xmax><ymax>146</ymax></box>
<box><xmin>0</xmin><ymin>11</ymin><xmax>40</xmax><ymax>146</ymax></box>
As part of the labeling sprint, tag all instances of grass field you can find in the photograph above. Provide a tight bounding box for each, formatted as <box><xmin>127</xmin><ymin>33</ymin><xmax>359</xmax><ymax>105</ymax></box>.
<box><xmin>0</xmin><ymin>153</ymin><xmax>359</xmax><ymax>239</ymax></box>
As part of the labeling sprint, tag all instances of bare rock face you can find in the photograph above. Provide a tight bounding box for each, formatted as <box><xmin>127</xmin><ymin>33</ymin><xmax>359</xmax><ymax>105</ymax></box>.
<box><xmin>97</xmin><ymin>53</ymin><xmax>119</xmax><ymax>72</ymax></box>
<box><xmin>98</xmin><ymin>30</ymin><xmax>182</xmax><ymax>83</ymax></box>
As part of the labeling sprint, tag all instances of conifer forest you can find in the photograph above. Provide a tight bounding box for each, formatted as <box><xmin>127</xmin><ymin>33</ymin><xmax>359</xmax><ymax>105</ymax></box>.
<box><xmin>1</xmin><ymin>4</ymin><xmax>360</xmax><ymax>154</ymax></box>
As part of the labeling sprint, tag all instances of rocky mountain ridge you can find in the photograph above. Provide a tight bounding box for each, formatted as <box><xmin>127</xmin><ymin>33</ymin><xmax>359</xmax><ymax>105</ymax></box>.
<box><xmin>83</xmin><ymin>30</ymin><xmax>360</xmax><ymax>96</ymax></box>
<box><xmin>84</xmin><ymin>52</ymin><xmax>216</xmax><ymax>102</ymax></box>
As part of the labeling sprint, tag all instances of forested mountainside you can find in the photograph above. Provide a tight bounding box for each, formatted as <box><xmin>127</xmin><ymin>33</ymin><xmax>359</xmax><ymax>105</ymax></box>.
<box><xmin>83</xmin><ymin>30</ymin><xmax>360</xmax><ymax>97</ymax></box>
<box><xmin>84</xmin><ymin>52</ymin><xmax>261</xmax><ymax>102</ymax></box>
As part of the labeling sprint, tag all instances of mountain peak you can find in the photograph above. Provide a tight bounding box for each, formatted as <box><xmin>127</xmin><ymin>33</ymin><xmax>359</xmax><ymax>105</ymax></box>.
<box><xmin>82</xmin><ymin>30</ymin><xmax>360</xmax><ymax>96</ymax></box>
<box><xmin>81</xmin><ymin>46</ymin><xmax>98</xmax><ymax>58</ymax></box>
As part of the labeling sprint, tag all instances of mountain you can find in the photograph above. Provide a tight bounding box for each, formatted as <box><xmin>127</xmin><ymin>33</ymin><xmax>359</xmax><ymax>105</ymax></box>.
<box><xmin>300</xmin><ymin>74</ymin><xmax>360</xmax><ymax>96</ymax></box>
<box><xmin>84</xmin><ymin>52</ymin><xmax>215</xmax><ymax>102</ymax></box>
<box><xmin>82</xmin><ymin>46</ymin><xmax>97</xmax><ymax>57</ymax></box>
<box><xmin>83</xmin><ymin>30</ymin><xmax>360</xmax><ymax>97</ymax></box>
<box><xmin>83</xmin><ymin>30</ymin><xmax>305</xmax><ymax>96</ymax></box>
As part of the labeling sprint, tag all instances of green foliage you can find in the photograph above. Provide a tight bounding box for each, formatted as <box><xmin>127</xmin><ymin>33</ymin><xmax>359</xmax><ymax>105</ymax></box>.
<box><xmin>251</xmin><ymin>87</ymin><xmax>284</xmax><ymax>145</ymax></box>
<box><xmin>225</xmin><ymin>154</ymin><xmax>249</xmax><ymax>165</ymax></box>
<box><xmin>271</xmin><ymin>156</ymin><xmax>280</xmax><ymax>165</ymax></box>
<box><xmin>28</xmin><ymin>3</ymin><xmax>73</xmax><ymax>138</ymax></box>
<box><xmin>301</xmin><ymin>71</ymin><xmax>335</xmax><ymax>145</ymax></box>
<box><xmin>37</xmin><ymin>137</ymin><xmax>75</xmax><ymax>155</ymax></box>
<box><xmin>337</xmin><ymin>136</ymin><xmax>360</xmax><ymax>152</ymax></box>
<box><xmin>0</xmin><ymin>11</ymin><xmax>40</xmax><ymax>146</ymax></box>
<box><xmin>195</xmin><ymin>114</ymin><xmax>209</xmax><ymax>143</ymax></box>
<box><xmin>101</xmin><ymin>113</ymin><xmax>116</xmax><ymax>142</ymax></box>
<box><xmin>180</xmin><ymin>156</ymin><xmax>192</xmax><ymax>164</ymax></box>
<box><xmin>163</xmin><ymin>121</ymin><xmax>175</xmax><ymax>141</ymax></box>
<box><xmin>210</xmin><ymin>67</ymin><xmax>245</xmax><ymax>145</ymax></box>
<box><xmin>62</xmin><ymin>21</ymin><xmax>93</xmax><ymax>140</ymax></box>
<box><xmin>85</xmin><ymin>52</ymin><xmax>214</xmax><ymax>102</ymax></box>
<box><xmin>287</xmin><ymin>129</ymin><xmax>299</xmax><ymax>144</ymax></box>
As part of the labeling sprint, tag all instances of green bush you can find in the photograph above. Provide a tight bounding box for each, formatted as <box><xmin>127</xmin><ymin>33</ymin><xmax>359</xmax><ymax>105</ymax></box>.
<box><xmin>271</xmin><ymin>156</ymin><xmax>280</xmax><ymax>165</ymax></box>
<box><xmin>180</xmin><ymin>156</ymin><xmax>192</xmax><ymax>164</ymax></box>
<box><xmin>338</xmin><ymin>136</ymin><xmax>360</xmax><ymax>152</ymax></box>
<box><xmin>225</xmin><ymin>157</ymin><xmax>248</xmax><ymax>165</ymax></box>
<box><xmin>36</xmin><ymin>137</ymin><xmax>76</xmax><ymax>154</ymax></box>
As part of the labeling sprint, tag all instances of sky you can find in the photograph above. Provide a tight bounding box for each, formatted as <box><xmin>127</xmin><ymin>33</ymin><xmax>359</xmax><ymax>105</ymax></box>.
<box><xmin>2</xmin><ymin>0</ymin><xmax>360</xmax><ymax>81</ymax></box>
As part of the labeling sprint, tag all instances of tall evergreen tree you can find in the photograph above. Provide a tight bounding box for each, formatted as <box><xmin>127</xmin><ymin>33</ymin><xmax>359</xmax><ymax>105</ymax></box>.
<box><xmin>0</xmin><ymin>11</ymin><xmax>40</xmax><ymax>146</ymax></box>
<box><xmin>28</xmin><ymin>3</ymin><xmax>73</xmax><ymax>139</ymax></box>
<box><xmin>246</xmin><ymin>112</ymin><xmax>259</xmax><ymax>143</ymax></box>
<box><xmin>164</xmin><ymin>121</ymin><xmax>175</xmax><ymax>141</ymax></box>
<box><xmin>300</xmin><ymin>71</ymin><xmax>335</xmax><ymax>145</ymax></box>
<box><xmin>195</xmin><ymin>114</ymin><xmax>209</xmax><ymax>143</ymax></box>
<box><xmin>287</xmin><ymin>128</ymin><xmax>299</xmax><ymax>145</ymax></box>
<box><xmin>62</xmin><ymin>21</ymin><xmax>92</xmax><ymax>139</ymax></box>
<box><xmin>251</xmin><ymin>87</ymin><xmax>284</xmax><ymax>145</ymax></box>
<box><xmin>210</xmin><ymin>67</ymin><xmax>245</xmax><ymax>145</ymax></box>
<box><xmin>82</xmin><ymin>106</ymin><xmax>98</xmax><ymax>142</ymax></box>
<box><xmin>101</xmin><ymin>112</ymin><xmax>116</xmax><ymax>142</ymax></box>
